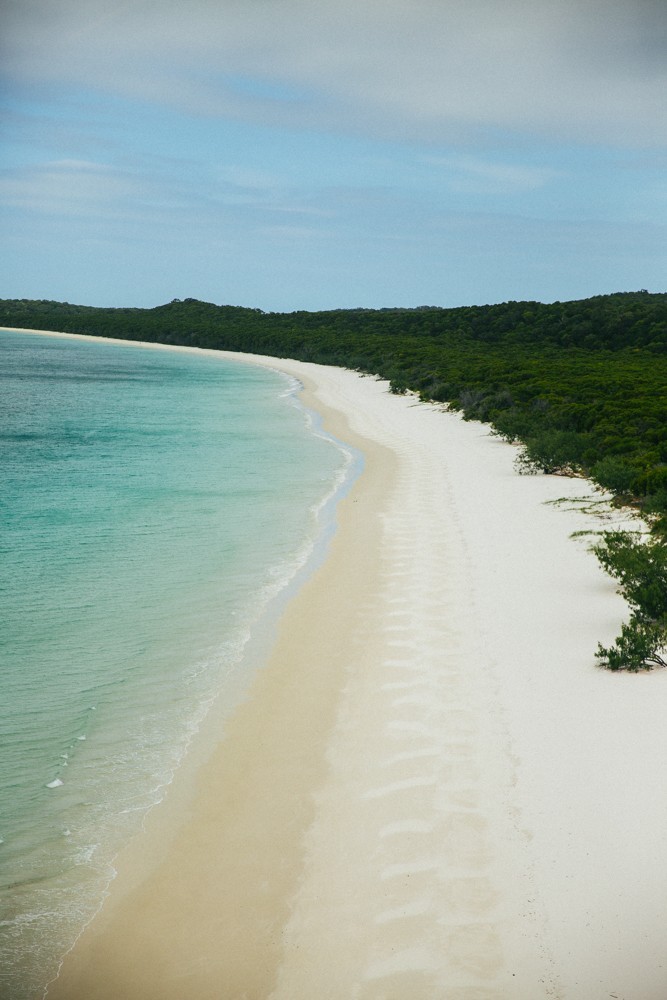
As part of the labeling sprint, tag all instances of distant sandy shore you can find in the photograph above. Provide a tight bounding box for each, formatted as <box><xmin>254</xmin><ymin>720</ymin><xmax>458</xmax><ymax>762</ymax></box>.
<box><xmin>7</xmin><ymin>331</ymin><xmax>667</xmax><ymax>999</ymax></box>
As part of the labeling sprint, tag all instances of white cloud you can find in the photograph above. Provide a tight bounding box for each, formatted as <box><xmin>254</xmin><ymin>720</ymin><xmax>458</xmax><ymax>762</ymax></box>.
<box><xmin>0</xmin><ymin>159</ymin><xmax>143</xmax><ymax>215</ymax></box>
<box><xmin>427</xmin><ymin>155</ymin><xmax>562</xmax><ymax>194</ymax></box>
<box><xmin>3</xmin><ymin>0</ymin><xmax>666</xmax><ymax>148</ymax></box>
<box><xmin>259</xmin><ymin>223</ymin><xmax>326</xmax><ymax>241</ymax></box>
<box><xmin>217</xmin><ymin>165</ymin><xmax>285</xmax><ymax>191</ymax></box>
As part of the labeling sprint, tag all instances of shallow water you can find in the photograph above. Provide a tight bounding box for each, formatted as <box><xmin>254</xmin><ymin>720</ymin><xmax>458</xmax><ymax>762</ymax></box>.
<box><xmin>0</xmin><ymin>331</ymin><xmax>352</xmax><ymax>999</ymax></box>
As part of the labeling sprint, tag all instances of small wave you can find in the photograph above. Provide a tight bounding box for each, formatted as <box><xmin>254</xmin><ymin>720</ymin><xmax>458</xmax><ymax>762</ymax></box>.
<box><xmin>46</xmin><ymin>779</ymin><xmax>64</xmax><ymax>789</ymax></box>
<box><xmin>74</xmin><ymin>844</ymin><xmax>99</xmax><ymax>865</ymax></box>
<box><xmin>277</xmin><ymin>374</ymin><xmax>302</xmax><ymax>399</ymax></box>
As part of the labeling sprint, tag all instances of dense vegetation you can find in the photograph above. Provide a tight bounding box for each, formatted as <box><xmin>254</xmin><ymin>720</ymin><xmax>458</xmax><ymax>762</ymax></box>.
<box><xmin>2</xmin><ymin>291</ymin><xmax>666</xmax><ymax>668</ymax></box>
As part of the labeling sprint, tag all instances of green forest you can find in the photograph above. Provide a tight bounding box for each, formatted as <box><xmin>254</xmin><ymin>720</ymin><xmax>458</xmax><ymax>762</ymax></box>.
<box><xmin>2</xmin><ymin>290</ymin><xmax>666</xmax><ymax>669</ymax></box>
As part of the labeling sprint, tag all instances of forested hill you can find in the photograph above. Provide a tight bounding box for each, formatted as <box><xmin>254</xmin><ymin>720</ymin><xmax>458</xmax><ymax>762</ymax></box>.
<box><xmin>1</xmin><ymin>290</ymin><xmax>665</xmax><ymax>352</ymax></box>
<box><xmin>2</xmin><ymin>291</ymin><xmax>667</xmax><ymax>528</ymax></box>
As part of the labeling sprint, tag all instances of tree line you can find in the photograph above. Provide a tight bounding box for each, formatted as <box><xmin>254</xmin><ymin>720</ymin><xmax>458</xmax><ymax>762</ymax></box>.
<box><xmin>2</xmin><ymin>290</ymin><xmax>666</xmax><ymax>669</ymax></box>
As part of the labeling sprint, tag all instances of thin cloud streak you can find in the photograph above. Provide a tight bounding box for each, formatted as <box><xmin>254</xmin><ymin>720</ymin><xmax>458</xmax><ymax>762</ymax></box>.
<box><xmin>427</xmin><ymin>155</ymin><xmax>563</xmax><ymax>194</ymax></box>
<box><xmin>0</xmin><ymin>159</ymin><xmax>144</xmax><ymax>215</ymax></box>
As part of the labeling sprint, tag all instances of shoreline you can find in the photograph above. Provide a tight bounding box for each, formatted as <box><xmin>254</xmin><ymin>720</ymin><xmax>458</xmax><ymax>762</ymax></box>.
<box><xmin>4</xmin><ymin>329</ymin><xmax>667</xmax><ymax>997</ymax></box>
<box><xmin>43</xmin><ymin>341</ymin><xmax>399</xmax><ymax>1000</ymax></box>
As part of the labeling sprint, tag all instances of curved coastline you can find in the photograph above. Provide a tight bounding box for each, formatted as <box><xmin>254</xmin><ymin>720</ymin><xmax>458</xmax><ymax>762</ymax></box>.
<box><xmin>5</xmin><ymin>331</ymin><xmax>667</xmax><ymax>999</ymax></box>
<box><xmin>0</xmin><ymin>328</ymin><xmax>359</xmax><ymax>1000</ymax></box>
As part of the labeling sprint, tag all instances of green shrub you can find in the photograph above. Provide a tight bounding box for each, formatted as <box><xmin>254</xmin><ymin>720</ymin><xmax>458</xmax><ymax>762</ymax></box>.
<box><xmin>591</xmin><ymin>456</ymin><xmax>637</xmax><ymax>495</ymax></box>
<box><xmin>593</xmin><ymin>531</ymin><xmax>667</xmax><ymax>670</ymax></box>
<box><xmin>592</xmin><ymin>531</ymin><xmax>667</xmax><ymax>623</ymax></box>
<box><xmin>516</xmin><ymin>430</ymin><xmax>590</xmax><ymax>475</ymax></box>
<box><xmin>596</xmin><ymin>617</ymin><xmax>667</xmax><ymax>671</ymax></box>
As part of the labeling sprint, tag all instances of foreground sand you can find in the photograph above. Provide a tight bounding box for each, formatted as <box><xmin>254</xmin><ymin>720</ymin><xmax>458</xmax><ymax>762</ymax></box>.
<box><xmin>25</xmin><ymin>340</ymin><xmax>667</xmax><ymax>999</ymax></box>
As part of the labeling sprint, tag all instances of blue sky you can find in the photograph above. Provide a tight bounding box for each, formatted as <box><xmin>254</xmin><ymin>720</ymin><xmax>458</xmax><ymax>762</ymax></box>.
<box><xmin>1</xmin><ymin>0</ymin><xmax>665</xmax><ymax>311</ymax></box>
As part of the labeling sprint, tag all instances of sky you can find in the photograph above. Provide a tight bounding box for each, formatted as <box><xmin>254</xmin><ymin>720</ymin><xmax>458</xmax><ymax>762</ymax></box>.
<box><xmin>1</xmin><ymin>0</ymin><xmax>665</xmax><ymax>312</ymax></box>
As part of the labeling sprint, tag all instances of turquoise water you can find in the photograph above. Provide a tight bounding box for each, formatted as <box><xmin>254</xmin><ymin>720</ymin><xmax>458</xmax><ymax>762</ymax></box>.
<box><xmin>0</xmin><ymin>331</ymin><xmax>353</xmax><ymax>1000</ymax></box>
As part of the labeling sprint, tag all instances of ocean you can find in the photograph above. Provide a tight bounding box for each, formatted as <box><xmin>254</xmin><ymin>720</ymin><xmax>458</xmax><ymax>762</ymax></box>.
<box><xmin>0</xmin><ymin>330</ymin><xmax>354</xmax><ymax>1000</ymax></box>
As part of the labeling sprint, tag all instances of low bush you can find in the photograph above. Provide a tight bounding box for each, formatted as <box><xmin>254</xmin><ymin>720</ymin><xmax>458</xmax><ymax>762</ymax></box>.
<box><xmin>593</xmin><ymin>531</ymin><xmax>667</xmax><ymax>670</ymax></box>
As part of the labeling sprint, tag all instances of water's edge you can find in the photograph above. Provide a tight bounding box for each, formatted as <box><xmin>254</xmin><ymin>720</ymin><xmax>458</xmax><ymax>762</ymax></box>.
<box><xmin>0</xmin><ymin>329</ymin><xmax>361</xmax><ymax>1000</ymax></box>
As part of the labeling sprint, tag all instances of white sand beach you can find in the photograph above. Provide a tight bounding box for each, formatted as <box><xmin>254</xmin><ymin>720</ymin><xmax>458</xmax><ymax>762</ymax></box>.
<box><xmin>31</xmin><ymin>342</ymin><xmax>667</xmax><ymax>999</ymax></box>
